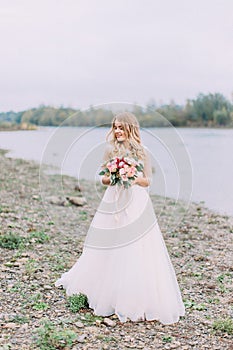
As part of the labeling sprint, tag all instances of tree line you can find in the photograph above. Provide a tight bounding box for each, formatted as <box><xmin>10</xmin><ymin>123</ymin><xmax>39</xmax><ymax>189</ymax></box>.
<box><xmin>0</xmin><ymin>93</ymin><xmax>233</xmax><ymax>129</ymax></box>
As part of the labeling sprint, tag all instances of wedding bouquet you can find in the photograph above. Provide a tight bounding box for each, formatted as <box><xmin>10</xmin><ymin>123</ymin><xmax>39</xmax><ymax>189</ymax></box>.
<box><xmin>99</xmin><ymin>155</ymin><xmax>144</xmax><ymax>189</ymax></box>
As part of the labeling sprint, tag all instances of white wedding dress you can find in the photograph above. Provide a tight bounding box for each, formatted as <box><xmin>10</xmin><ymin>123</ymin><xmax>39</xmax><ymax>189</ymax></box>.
<box><xmin>55</xmin><ymin>145</ymin><xmax>185</xmax><ymax>324</ymax></box>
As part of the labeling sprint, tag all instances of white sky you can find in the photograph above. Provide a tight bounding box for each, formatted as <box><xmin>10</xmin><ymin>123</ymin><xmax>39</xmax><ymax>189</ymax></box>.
<box><xmin>0</xmin><ymin>0</ymin><xmax>233</xmax><ymax>112</ymax></box>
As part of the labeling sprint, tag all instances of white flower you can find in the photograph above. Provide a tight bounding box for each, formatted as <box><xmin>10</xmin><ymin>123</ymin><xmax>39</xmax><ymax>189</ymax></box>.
<box><xmin>119</xmin><ymin>168</ymin><xmax>126</xmax><ymax>175</ymax></box>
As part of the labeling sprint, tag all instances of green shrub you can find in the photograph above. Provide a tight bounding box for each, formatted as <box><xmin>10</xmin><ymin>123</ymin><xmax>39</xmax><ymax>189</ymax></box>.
<box><xmin>67</xmin><ymin>293</ymin><xmax>89</xmax><ymax>313</ymax></box>
<box><xmin>213</xmin><ymin>108</ymin><xmax>231</xmax><ymax>126</ymax></box>
<box><xmin>0</xmin><ymin>232</ymin><xmax>26</xmax><ymax>249</ymax></box>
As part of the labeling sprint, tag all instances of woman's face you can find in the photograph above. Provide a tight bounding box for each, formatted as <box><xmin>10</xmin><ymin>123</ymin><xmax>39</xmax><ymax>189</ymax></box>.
<box><xmin>113</xmin><ymin>120</ymin><xmax>127</xmax><ymax>142</ymax></box>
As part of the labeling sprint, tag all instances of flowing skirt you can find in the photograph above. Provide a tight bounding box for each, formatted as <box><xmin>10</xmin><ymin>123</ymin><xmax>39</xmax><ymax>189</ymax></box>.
<box><xmin>55</xmin><ymin>184</ymin><xmax>185</xmax><ymax>324</ymax></box>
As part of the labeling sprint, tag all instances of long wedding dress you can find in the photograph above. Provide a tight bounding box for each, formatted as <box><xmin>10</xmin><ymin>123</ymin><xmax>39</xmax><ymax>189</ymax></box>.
<box><xmin>55</xmin><ymin>144</ymin><xmax>185</xmax><ymax>324</ymax></box>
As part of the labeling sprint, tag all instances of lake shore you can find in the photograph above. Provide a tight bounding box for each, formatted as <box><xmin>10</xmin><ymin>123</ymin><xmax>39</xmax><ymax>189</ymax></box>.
<box><xmin>0</xmin><ymin>123</ymin><xmax>38</xmax><ymax>131</ymax></box>
<box><xmin>0</xmin><ymin>148</ymin><xmax>232</xmax><ymax>349</ymax></box>
<box><xmin>1</xmin><ymin>124</ymin><xmax>233</xmax><ymax>131</ymax></box>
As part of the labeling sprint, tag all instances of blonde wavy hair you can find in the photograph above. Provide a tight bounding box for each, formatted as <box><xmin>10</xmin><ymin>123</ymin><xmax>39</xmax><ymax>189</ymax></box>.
<box><xmin>105</xmin><ymin>112</ymin><xmax>146</xmax><ymax>161</ymax></box>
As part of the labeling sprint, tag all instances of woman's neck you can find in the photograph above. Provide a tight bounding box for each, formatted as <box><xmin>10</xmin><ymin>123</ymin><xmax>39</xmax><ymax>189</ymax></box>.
<box><xmin>117</xmin><ymin>140</ymin><xmax>130</xmax><ymax>149</ymax></box>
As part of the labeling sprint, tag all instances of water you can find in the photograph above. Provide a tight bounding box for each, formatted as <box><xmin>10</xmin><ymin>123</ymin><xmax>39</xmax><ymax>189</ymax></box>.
<box><xmin>0</xmin><ymin>126</ymin><xmax>232</xmax><ymax>217</ymax></box>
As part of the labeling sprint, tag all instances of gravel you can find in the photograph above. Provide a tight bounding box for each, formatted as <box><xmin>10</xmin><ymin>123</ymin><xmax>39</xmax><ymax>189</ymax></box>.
<box><xmin>0</xmin><ymin>148</ymin><xmax>232</xmax><ymax>349</ymax></box>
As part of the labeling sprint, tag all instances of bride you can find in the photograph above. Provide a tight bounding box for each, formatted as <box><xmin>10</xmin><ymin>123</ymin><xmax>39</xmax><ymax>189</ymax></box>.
<box><xmin>55</xmin><ymin>112</ymin><xmax>185</xmax><ymax>324</ymax></box>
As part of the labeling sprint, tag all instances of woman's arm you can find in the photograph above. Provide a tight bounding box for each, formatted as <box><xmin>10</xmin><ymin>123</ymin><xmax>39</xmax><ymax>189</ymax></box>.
<box><xmin>100</xmin><ymin>143</ymin><xmax>112</xmax><ymax>186</ymax></box>
<box><xmin>132</xmin><ymin>147</ymin><xmax>153</xmax><ymax>187</ymax></box>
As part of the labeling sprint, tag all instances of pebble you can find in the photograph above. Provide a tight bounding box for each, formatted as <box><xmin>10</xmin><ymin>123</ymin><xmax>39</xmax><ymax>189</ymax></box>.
<box><xmin>102</xmin><ymin>346</ymin><xmax>109</xmax><ymax>350</ymax></box>
<box><xmin>75</xmin><ymin>321</ymin><xmax>84</xmax><ymax>328</ymax></box>
<box><xmin>20</xmin><ymin>324</ymin><xmax>29</xmax><ymax>331</ymax></box>
<box><xmin>44</xmin><ymin>285</ymin><xmax>52</xmax><ymax>290</ymax></box>
<box><xmin>66</xmin><ymin>196</ymin><xmax>87</xmax><ymax>206</ymax></box>
<box><xmin>17</xmin><ymin>258</ymin><xmax>29</xmax><ymax>263</ymax></box>
<box><xmin>103</xmin><ymin>318</ymin><xmax>117</xmax><ymax>327</ymax></box>
<box><xmin>77</xmin><ymin>334</ymin><xmax>87</xmax><ymax>343</ymax></box>
<box><xmin>95</xmin><ymin>319</ymin><xmax>102</xmax><ymax>326</ymax></box>
<box><xmin>3</xmin><ymin>323</ymin><xmax>19</xmax><ymax>329</ymax></box>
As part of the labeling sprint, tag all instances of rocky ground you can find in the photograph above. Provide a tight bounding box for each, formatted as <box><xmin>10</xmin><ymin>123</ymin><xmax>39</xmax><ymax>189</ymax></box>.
<box><xmin>0</xmin><ymin>148</ymin><xmax>232</xmax><ymax>350</ymax></box>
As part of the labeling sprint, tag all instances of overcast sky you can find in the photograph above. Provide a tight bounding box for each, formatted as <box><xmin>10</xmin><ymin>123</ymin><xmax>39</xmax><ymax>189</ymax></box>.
<box><xmin>0</xmin><ymin>0</ymin><xmax>233</xmax><ymax>112</ymax></box>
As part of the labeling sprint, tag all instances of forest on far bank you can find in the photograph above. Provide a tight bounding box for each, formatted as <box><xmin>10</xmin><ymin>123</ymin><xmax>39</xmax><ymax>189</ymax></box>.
<box><xmin>1</xmin><ymin>92</ymin><xmax>233</xmax><ymax>130</ymax></box>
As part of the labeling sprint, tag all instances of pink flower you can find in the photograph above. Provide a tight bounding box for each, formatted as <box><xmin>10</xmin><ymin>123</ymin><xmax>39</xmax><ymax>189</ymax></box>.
<box><xmin>126</xmin><ymin>166</ymin><xmax>136</xmax><ymax>177</ymax></box>
<box><xmin>108</xmin><ymin>165</ymin><xmax>117</xmax><ymax>172</ymax></box>
<box><xmin>119</xmin><ymin>168</ymin><xmax>126</xmax><ymax>175</ymax></box>
<box><xmin>121</xmin><ymin>174</ymin><xmax>128</xmax><ymax>181</ymax></box>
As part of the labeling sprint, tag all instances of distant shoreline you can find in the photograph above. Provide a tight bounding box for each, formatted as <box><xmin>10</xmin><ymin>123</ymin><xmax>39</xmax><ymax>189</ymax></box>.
<box><xmin>1</xmin><ymin>124</ymin><xmax>233</xmax><ymax>132</ymax></box>
<box><xmin>0</xmin><ymin>123</ymin><xmax>38</xmax><ymax>131</ymax></box>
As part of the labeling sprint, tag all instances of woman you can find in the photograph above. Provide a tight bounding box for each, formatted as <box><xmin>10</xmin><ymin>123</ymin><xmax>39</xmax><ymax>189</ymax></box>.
<box><xmin>55</xmin><ymin>112</ymin><xmax>185</xmax><ymax>324</ymax></box>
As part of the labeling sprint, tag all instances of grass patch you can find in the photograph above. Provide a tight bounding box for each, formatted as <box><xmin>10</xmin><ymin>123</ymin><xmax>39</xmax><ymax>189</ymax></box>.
<box><xmin>0</xmin><ymin>232</ymin><xmax>26</xmax><ymax>249</ymax></box>
<box><xmin>9</xmin><ymin>282</ymin><xmax>22</xmax><ymax>293</ymax></box>
<box><xmin>162</xmin><ymin>336</ymin><xmax>173</xmax><ymax>343</ymax></box>
<box><xmin>216</xmin><ymin>274</ymin><xmax>225</xmax><ymax>283</ymax></box>
<box><xmin>10</xmin><ymin>315</ymin><xmax>29</xmax><ymax>324</ymax></box>
<box><xmin>25</xmin><ymin>259</ymin><xmax>40</xmax><ymax>275</ymax></box>
<box><xmin>49</xmin><ymin>255</ymin><xmax>68</xmax><ymax>272</ymax></box>
<box><xmin>184</xmin><ymin>299</ymin><xmax>207</xmax><ymax>311</ymax></box>
<box><xmin>207</xmin><ymin>298</ymin><xmax>220</xmax><ymax>304</ymax></box>
<box><xmin>96</xmin><ymin>335</ymin><xmax>117</xmax><ymax>342</ymax></box>
<box><xmin>32</xmin><ymin>302</ymin><xmax>49</xmax><ymax>311</ymax></box>
<box><xmin>67</xmin><ymin>293</ymin><xmax>89</xmax><ymax>313</ymax></box>
<box><xmin>212</xmin><ymin>318</ymin><xmax>233</xmax><ymax>335</ymax></box>
<box><xmin>78</xmin><ymin>210</ymin><xmax>88</xmax><ymax>221</ymax></box>
<box><xmin>47</xmin><ymin>221</ymin><xmax>54</xmax><ymax>225</ymax></box>
<box><xmin>80</xmin><ymin>312</ymin><xmax>103</xmax><ymax>325</ymax></box>
<box><xmin>33</xmin><ymin>320</ymin><xmax>77</xmax><ymax>349</ymax></box>
<box><xmin>28</xmin><ymin>230</ymin><xmax>49</xmax><ymax>244</ymax></box>
<box><xmin>192</xmin><ymin>272</ymin><xmax>203</xmax><ymax>280</ymax></box>
<box><xmin>0</xmin><ymin>205</ymin><xmax>11</xmax><ymax>213</ymax></box>
<box><xmin>216</xmin><ymin>273</ymin><xmax>231</xmax><ymax>294</ymax></box>
<box><xmin>29</xmin><ymin>293</ymin><xmax>49</xmax><ymax>311</ymax></box>
<box><xmin>0</xmin><ymin>230</ymin><xmax>50</xmax><ymax>250</ymax></box>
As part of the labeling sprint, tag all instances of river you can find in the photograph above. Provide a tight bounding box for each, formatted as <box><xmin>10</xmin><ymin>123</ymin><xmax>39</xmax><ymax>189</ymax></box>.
<box><xmin>0</xmin><ymin>126</ymin><xmax>232</xmax><ymax>217</ymax></box>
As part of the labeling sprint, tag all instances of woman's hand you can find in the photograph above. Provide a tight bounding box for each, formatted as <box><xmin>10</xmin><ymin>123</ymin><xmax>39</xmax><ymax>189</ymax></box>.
<box><xmin>102</xmin><ymin>175</ymin><xmax>150</xmax><ymax>187</ymax></box>
<box><xmin>102</xmin><ymin>174</ymin><xmax>111</xmax><ymax>186</ymax></box>
<box><xmin>132</xmin><ymin>176</ymin><xmax>150</xmax><ymax>187</ymax></box>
